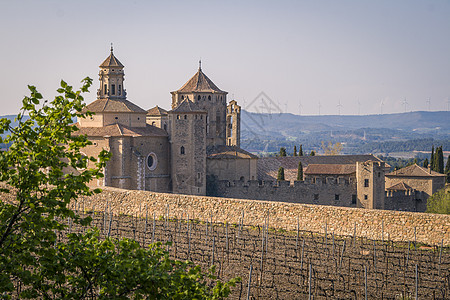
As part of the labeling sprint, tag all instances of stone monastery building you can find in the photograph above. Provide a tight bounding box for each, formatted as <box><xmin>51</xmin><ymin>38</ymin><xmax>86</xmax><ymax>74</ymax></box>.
<box><xmin>74</xmin><ymin>49</ymin><xmax>445</xmax><ymax>212</ymax></box>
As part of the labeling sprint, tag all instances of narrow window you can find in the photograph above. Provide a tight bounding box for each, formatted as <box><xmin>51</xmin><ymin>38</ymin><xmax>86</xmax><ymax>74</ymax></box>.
<box><xmin>208</xmin><ymin>95</ymin><xmax>211</xmax><ymax>100</ymax></box>
<box><xmin>111</xmin><ymin>84</ymin><xmax>115</xmax><ymax>95</ymax></box>
<box><xmin>364</xmin><ymin>179</ymin><xmax>369</xmax><ymax>187</ymax></box>
<box><xmin>163</xmin><ymin>124</ymin><xmax>167</xmax><ymax>131</ymax></box>
<box><xmin>180</xmin><ymin>146</ymin><xmax>185</xmax><ymax>155</ymax></box>
<box><xmin>352</xmin><ymin>195</ymin><xmax>357</xmax><ymax>205</ymax></box>
<box><xmin>313</xmin><ymin>194</ymin><xmax>319</xmax><ymax>201</ymax></box>
<box><xmin>118</xmin><ymin>85</ymin><xmax>122</xmax><ymax>95</ymax></box>
<box><xmin>184</xmin><ymin>115</ymin><xmax>187</xmax><ymax>120</ymax></box>
<box><xmin>335</xmin><ymin>194</ymin><xmax>340</xmax><ymax>201</ymax></box>
<box><xmin>152</xmin><ymin>121</ymin><xmax>155</xmax><ymax>126</ymax></box>
<box><xmin>104</xmin><ymin>84</ymin><xmax>107</xmax><ymax>94</ymax></box>
<box><xmin>364</xmin><ymin>194</ymin><xmax>368</xmax><ymax>200</ymax></box>
<box><xmin>177</xmin><ymin>115</ymin><xmax>180</xmax><ymax>120</ymax></box>
<box><xmin>197</xmin><ymin>95</ymin><xmax>201</xmax><ymax>100</ymax></box>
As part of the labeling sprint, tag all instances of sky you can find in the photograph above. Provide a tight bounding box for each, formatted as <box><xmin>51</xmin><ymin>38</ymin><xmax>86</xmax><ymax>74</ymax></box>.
<box><xmin>0</xmin><ymin>0</ymin><xmax>449</xmax><ymax>116</ymax></box>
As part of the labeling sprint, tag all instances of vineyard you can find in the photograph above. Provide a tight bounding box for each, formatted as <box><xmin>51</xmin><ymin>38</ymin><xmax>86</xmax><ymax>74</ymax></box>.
<box><xmin>65</xmin><ymin>206</ymin><xmax>450</xmax><ymax>300</ymax></box>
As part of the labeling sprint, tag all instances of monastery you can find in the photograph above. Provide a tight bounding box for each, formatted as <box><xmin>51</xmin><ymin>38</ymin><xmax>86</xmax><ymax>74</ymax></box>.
<box><xmin>73</xmin><ymin>49</ymin><xmax>446</xmax><ymax>212</ymax></box>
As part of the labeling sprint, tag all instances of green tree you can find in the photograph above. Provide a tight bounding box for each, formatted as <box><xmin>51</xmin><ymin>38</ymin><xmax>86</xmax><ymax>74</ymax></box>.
<box><xmin>430</xmin><ymin>145</ymin><xmax>435</xmax><ymax>171</ymax></box>
<box><xmin>423</xmin><ymin>158</ymin><xmax>429</xmax><ymax>169</ymax></box>
<box><xmin>279</xmin><ymin>147</ymin><xmax>287</xmax><ymax>157</ymax></box>
<box><xmin>445</xmin><ymin>154</ymin><xmax>450</xmax><ymax>183</ymax></box>
<box><xmin>277</xmin><ymin>166</ymin><xmax>285</xmax><ymax>181</ymax></box>
<box><xmin>297</xmin><ymin>161</ymin><xmax>303</xmax><ymax>181</ymax></box>
<box><xmin>299</xmin><ymin>145</ymin><xmax>303</xmax><ymax>156</ymax></box>
<box><xmin>434</xmin><ymin>146</ymin><xmax>444</xmax><ymax>173</ymax></box>
<box><xmin>0</xmin><ymin>79</ymin><xmax>236</xmax><ymax>299</ymax></box>
<box><xmin>293</xmin><ymin>145</ymin><xmax>297</xmax><ymax>156</ymax></box>
<box><xmin>310</xmin><ymin>150</ymin><xmax>316</xmax><ymax>156</ymax></box>
<box><xmin>426</xmin><ymin>188</ymin><xmax>450</xmax><ymax>215</ymax></box>
<box><xmin>320</xmin><ymin>141</ymin><xmax>343</xmax><ymax>155</ymax></box>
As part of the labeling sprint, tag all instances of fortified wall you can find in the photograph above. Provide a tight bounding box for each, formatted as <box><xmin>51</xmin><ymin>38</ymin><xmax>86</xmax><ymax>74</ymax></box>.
<box><xmin>75</xmin><ymin>187</ymin><xmax>450</xmax><ymax>246</ymax></box>
<box><xmin>213</xmin><ymin>178</ymin><xmax>357</xmax><ymax>207</ymax></box>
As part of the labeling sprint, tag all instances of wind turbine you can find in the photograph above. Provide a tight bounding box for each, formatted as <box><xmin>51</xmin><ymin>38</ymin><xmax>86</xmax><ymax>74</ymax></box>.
<box><xmin>402</xmin><ymin>98</ymin><xmax>408</xmax><ymax>112</ymax></box>
<box><xmin>426</xmin><ymin>98</ymin><xmax>431</xmax><ymax>111</ymax></box>
<box><xmin>318</xmin><ymin>101</ymin><xmax>322</xmax><ymax>116</ymax></box>
<box><xmin>380</xmin><ymin>99</ymin><xmax>384</xmax><ymax>115</ymax></box>
<box><xmin>357</xmin><ymin>100</ymin><xmax>361</xmax><ymax>115</ymax></box>
<box><xmin>447</xmin><ymin>97</ymin><xmax>450</xmax><ymax>111</ymax></box>
<box><xmin>337</xmin><ymin>100</ymin><xmax>343</xmax><ymax>116</ymax></box>
<box><xmin>298</xmin><ymin>100</ymin><xmax>303</xmax><ymax>116</ymax></box>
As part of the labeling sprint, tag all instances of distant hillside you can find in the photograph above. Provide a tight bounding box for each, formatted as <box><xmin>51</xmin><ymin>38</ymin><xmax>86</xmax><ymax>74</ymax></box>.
<box><xmin>241</xmin><ymin>111</ymin><xmax>450</xmax><ymax>155</ymax></box>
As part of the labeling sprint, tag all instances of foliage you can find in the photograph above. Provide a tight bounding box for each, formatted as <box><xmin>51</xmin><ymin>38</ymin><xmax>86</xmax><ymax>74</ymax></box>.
<box><xmin>0</xmin><ymin>80</ymin><xmax>236</xmax><ymax>299</ymax></box>
<box><xmin>299</xmin><ymin>144</ymin><xmax>303</xmax><ymax>156</ymax></box>
<box><xmin>446</xmin><ymin>155</ymin><xmax>450</xmax><ymax>183</ymax></box>
<box><xmin>426</xmin><ymin>188</ymin><xmax>450</xmax><ymax>215</ymax></box>
<box><xmin>430</xmin><ymin>145</ymin><xmax>435</xmax><ymax>171</ymax></box>
<box><xmin>310</xmin><ymin>150</ymin><xmax>315</xmax><ymax>156</ymax></box>
<box><xmin>277</xmin><ymin>167</ymin><xmax>285</xmax><ymax>181</ymax></box>
<box><xmin>320</xmin><ymin>141</ymin><xmax>343</xmax><ymax>155</ymax></box>
<box><xmin>279</xmin><ymin>147</ymin><xmax>286</xmax><ymax>157</ymax></box>
<box><xmin>433</xmin><ymin>146</ymin><xmax>444</xmax><ymax>173</ymax></box>
<box><xmin>297</xmin><ymin>161</ymin><xmax>303</xmax><ymax>181</ymax></box>
<box><xmin>293</xmin><ymin>145</ymin><xmax>297</xmax><ymax>156</ymax></box>
<box><xmin>423</xmin><ymin>158</ymin><xmax>428</xmax><ymax>169</ymax></box>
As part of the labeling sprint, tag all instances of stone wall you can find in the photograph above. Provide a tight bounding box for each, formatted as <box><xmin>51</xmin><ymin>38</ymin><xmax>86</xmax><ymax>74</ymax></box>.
<box><xmin>213</xmin><ymin>179</ymin><xmax>357</xmax><ymax>207</ymax></box>
<box><xmin>77</xmin><ymin>187</ymin><xmax>450</xmax><ymax>246</ymax></box>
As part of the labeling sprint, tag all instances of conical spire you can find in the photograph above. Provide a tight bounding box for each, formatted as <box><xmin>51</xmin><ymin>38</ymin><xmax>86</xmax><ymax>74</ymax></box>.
<box><xmin>100</xmin><ymin>44</ymin><xmax>124</xmax><ymax>68</ymax></box>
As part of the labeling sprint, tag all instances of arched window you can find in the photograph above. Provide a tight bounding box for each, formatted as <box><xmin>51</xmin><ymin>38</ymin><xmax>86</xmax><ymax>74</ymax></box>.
<box><xmin>111</xmin><ymin>84</ymin><xmax>115</xmax><ymax>95</ymax></box>
<box><xmin>163</xmin><ymin>124</ymin><xmax>167</xmax><ymax>131</ymax></box>
<box><xmin>208</xmin><ymin>95</ymin><xmax>211</xmax><ymax>100</ymax></box>
<box><xmin>180</xmin><ymin>146</ymin><xmax>185</xmax><ymax>155</ymax></box>
<box><xmin>152</xmin><ymin>121</ymin><xmax>155</xmax><ymax>126</ymax></box>
<box><xmin>184</xmin><ymin>115</ymin><xmax>187</xmax><ymax>119</ymax></box>
<box><xmin>197</xmin><ymin>95</ymin><xmax>201</xmax><ymax>100</ymax></box>
<box><xmin>146</xmin><ymin>153</ymin><xmax>158</xmax><ymax>171</ymax></box>
<box><xmin>181</xmin><ymin>95</ymin><xmax>184</xmax><ymax>100</ymax></box>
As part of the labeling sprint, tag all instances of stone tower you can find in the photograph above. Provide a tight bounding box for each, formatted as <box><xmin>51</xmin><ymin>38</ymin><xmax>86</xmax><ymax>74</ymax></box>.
<box><xmin>170</xmin><ymin>62</ymin><xmax>228</xmax><ymax>147</ymax></box>
<box><xmin>226</xmin><ymin>100</ymin><xmax>241</xmax><ymax>147</ymax></box>
<box><xmin>356</xmin><ymin>161</ymin><xmax>386</xmax><ymax>209</ymax></box>
<box><xmin>168</xmin><ymin>99</ymin><xmax>207</xmax><ymax>195</ymax></box>
<box><xmin>97</xmin><ymin>45</ymin><xmax>126</xmax><ymax>101</ymax></box>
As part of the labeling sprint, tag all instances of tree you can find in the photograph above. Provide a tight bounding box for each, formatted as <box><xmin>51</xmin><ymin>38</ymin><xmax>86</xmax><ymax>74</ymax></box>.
<box><xmin>297</xmin><ymin>161</ymin><xmax>303</xmax><ymax>181</ymax></box>
<box><xmin>320</xmin><ymin>141</ymin><xmax>343</xmax><ymax>155</ymax></box>
<box><xmin>293</xmin><ymin>145</ymin><xmax>297</xmax><ymax>156</ymax></box>
<box><xmin>426</xmin><ymin>188</ymin><xmax>450</xmax><ymax>215</ymax></box>
<box><xmin>423</xmin><ymin>158</ymin><xmax>429</xmax><ymax>169</ymax></box>
<box><xmin>299</xmin><ymin>145</ymin><xmax>303</xmax><ymax>156</ymax></box>
<box><xmin>277</xmin><ymin>166</ymin><xmax>285</xmax><ymax>181</ymax></box>
<box><xmin>430</xmin><ymin>145</ymin><xmax>435</xmax><ymax>171</ymax></box>
<box><xmin>310</xmin><ymin>150</ymin><xmax>316</xmax><ymax>156</ymax></box>
<box><xmin>434</xmin><ymin>146</ymin><xmax>444</xmax><ymax>173</ymax></box>
<box><xmin>279</xmin><ymin>147</ymin><xmax>287</xmax><ymax>157</ymax></box>
<box><xmin>0</xmin><ymin>79</ymin><xmax>236</xmax><ymax>298</ymax></box>
<box><xmin>445</xmin><ymin>154</ymin><xmax>450</xmax><ymax>183</ymax></box>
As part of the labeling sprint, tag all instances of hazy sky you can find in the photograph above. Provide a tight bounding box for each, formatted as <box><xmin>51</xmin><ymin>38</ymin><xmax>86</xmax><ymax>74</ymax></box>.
<box><xmin>1</xmin><ymin>0</ymin><xmax>449</xmax><ymax>115</ymax></box>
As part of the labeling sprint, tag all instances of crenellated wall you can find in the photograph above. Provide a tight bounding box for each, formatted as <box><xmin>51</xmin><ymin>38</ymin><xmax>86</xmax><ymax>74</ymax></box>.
<box><xmin>72</xmin><ymin>187</ymin><xmax>450</xmax><ymax>246</ymax></box>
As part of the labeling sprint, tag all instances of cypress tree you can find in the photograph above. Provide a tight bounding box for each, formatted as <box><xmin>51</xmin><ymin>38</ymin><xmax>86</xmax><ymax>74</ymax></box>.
<box><xmin>279</xmin><ymin>147</ymin><xmax>287</xmax><ymax>157</ymax></box>
<box><xmin>277</xmin><ymin>166</ymin><xmax>285</xmax><ymax>181</ymax></box>
<box><xmin>310</xmin><ymin>150</ymin><xmax>315</xmax><ymax>156</ymax></box>
<box><xmin>435</xmin><ymin>146</ymin><xmax>444</xmax><ymax>173</ymax></box>
<box><xmin>293</xmin><ymin>146</ymin><xmax>297</xmax><ymax>156</ymax></box>
<box><xmin>299</xmin><ymin>145</ymin><xmax>303</xmax><ymax>156</ymax></box>
<box><xmin>423</xmin><ymin>158</ymin><xmax>428</xmax><ymax>169</ymax></box>
<box><xmin>445</xmin><ymin>154</ymin><xmax>450</xmax><ymax>183</ymax></box>
<box><xmin>297</xmin><ymin>161</ymin><xmax>303</xmax><ymax>181</ymax></box>
<box><xmin>430</xmin><ymin>145</ymin><xmax>435</xmax><ymax>171</ymax></box>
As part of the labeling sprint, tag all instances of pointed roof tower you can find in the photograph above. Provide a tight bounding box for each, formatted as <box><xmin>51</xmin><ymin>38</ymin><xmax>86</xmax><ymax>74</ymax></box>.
<box><xmin>173</xmin><ymin>63</ymin><xmax>225</xmax><ymax>93</ymax></box>
<box><xmin>100</xmin><ymin>44</ymin><xmax>124</xmax><ymax>68</ymax></box>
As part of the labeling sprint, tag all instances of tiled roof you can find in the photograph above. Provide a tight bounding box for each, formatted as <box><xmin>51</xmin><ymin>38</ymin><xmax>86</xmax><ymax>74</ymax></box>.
<box><xmin>147</xmin><ymin>106</ymin><xmax>168</xmax><ymax>116</ymax></box>
<box><xmin>386</xmin><ymin>182</ymin><xmax>413</xmax><ymax>191</ymax></box>
<box><xmin>83</xmin><ymin>99</ymin><xmax>146</xmax><ymax>113</ymax></box>
<box><xmin>257</xmin><ymin>155</ymin><xmax>386</xmax><ymax>182</ymax></box>
<box><xmin>207</xmin><ymin>145</ymin><xmax>258</xmax><ymax>159</ymax></box>
<box><xmin>386</xmin><ymin>164</ymin><xmax>445</xmax><ymax>177</ymax></box>
<box><xmin>174</xmin><ymin>68</ymin><xmax>225</xmax><ymax>93</ymax></box>
<box><xmin>72</xmin><ymin>123</ymin><xmax>167</xmax><ymax>137</ymax></box>
<box><xmin>99</xmin><ymin>51</ymin><xmax>124</xmax><ymax>68</ymax></box>
<box><xmin>170</xmin><ymin>99</ymin><xmax>206</xmax><ymax>113</ymax></box>
<box><xmin>304</xmin><ymin>164</ymin><xmax>356</xmax><ymax>175</ymax></box>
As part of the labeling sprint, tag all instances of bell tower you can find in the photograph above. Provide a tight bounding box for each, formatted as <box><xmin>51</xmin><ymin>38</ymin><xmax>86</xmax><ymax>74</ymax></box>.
<box><xmin>97</xmin><ymin>44</ymin><xmax>126</xmax><ymax>100</ymax></box>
